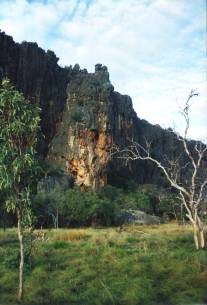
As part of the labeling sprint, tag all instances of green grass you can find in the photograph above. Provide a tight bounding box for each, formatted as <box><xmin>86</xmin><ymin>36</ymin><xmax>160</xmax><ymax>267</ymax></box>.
<box><xmin>0</xmin><ymin>224</ymin><xmax>207</xmax><ymax>305</ymax></box>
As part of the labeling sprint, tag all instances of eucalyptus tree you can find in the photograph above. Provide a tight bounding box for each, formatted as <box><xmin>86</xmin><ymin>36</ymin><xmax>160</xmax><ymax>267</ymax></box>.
<box><xmin>0</xmin><ymin>79</ymin><xmax>42</xmax><ymax>301</ymax></box>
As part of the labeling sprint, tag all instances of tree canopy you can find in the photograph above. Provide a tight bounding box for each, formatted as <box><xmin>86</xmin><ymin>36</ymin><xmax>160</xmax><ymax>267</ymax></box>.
<box><xmin>0</xmin><ymin>78</ymin><xmax>42</xmax><ymax>300</ymax></box>
<box><xmin>0</xmin><ymin>79</ymin><xmax>41</xmax><ymax>215</ymax></box>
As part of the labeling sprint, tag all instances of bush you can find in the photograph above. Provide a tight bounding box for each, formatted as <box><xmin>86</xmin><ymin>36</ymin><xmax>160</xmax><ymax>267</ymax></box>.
<box><xmin>123</xmin><ymin>192</ymin><xmax>152</xmax><ymax>214</ymax></box>
<box><xmin>60</xmin><ymin>189</ymin><xmax>93</xmax><ymax>226</ymax></box>
<box><xmin>60</xmin><ymin>188</ymin><xmax>119</xmax><ymax>227</ymax></box>
<box><xmin>32</xmin><ymin>182</ymin><xmax>186</xmax><ymax>228</ymax></box>
<box><xmin>32</xmin><ymin>191</ymin><xmax>64</xmax><ymax>228</ymax></box>
<box><xmin>158</xmin><ymin>194</ymin><xmax>182</xmax><ymax>220</ymax></box>
<box><xmin>32</xmin><ymin>186</ymin><xmax>120</xmax><ymax>228</ymax></box>
<box><xmin>135</xmin><ymin>184</ymin><xmax>183</xmax><ymax>219</ymax></box>
<box><xmin>89</xmin><ymin>195</ymin><xmax>118</xmax><ymax>227</ymax></box>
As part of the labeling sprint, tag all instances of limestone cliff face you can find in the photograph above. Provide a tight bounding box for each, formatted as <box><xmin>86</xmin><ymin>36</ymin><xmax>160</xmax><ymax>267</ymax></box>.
<box><xmin>1</xmin><ymin>31</ymin><xmax>199</xmax><ymax>190</ymax></box>
<box><xmin>47</xmin><ymin>63</ymin><xmax>183</xmax><ymax>190</ymax></box>
<box><xmin>47</xmin><ymin>64</ymin><xmax>138</xmax><ymax>189</ymax></box>
<box><xmin>0</xmin><ymin>31</ymin><xmax>70</xmax><ymax>153</ymax></box>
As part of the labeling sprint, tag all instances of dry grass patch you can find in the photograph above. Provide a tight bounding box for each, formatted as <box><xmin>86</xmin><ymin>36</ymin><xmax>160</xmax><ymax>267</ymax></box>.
<box><xmin>125</xmin><ymin>222</ymin><xmax>193</xmax><ymax>236</ymax></box>
<box><xmin>50</xmin><ymin>229</ymin><xmax>91</xmax><ymax>242</ymax></box>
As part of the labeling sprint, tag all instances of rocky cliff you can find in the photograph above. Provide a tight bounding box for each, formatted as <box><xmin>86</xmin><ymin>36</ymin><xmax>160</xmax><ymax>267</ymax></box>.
<box><xmin>0</xmin><ymin>30</ymin><xmax>70</xmax><ymax>153</ymax></box>
<box><xmin>0</xmin><ymin>31</ymin><xmax>189</xmax><ymax>190</ymax></box>
<box><xmin>47</xmin><ymin>63</ymin><xmax>139</xmax><ymax>189</ymax></box>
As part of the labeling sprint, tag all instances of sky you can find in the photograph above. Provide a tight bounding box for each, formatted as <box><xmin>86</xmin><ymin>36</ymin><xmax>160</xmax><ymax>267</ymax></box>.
<box><xmin>0</xmin><ymin>0</ymin><xmax>206</xmax><ymax>141</ymax></box>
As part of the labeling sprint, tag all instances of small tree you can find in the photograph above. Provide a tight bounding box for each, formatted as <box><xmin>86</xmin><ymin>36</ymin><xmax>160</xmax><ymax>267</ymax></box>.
<box><xmin>33</xmin><ymin>190</ymin><xmax>63</xmax><ymax>229</ymax></box>
<box><xmin>112</xmin><ymin>91</ymin><xmax>207</xmax><ymax>249</ymax></box>
<box><xmin>0</xmin><ymin>79</ymin><xmax>41</xmax><ymax>300</ymax></box>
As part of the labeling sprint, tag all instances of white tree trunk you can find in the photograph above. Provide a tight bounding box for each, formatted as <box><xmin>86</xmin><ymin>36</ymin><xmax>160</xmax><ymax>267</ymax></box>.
<box><xmin>193</xmin><ymin>224</ymin><xmax>199</xmax><ymax>250</ymax></box>
<box><xmin>17</xmin><ymin>209</ymin><xmax>24</xmax><ymax>301</ymax></box>
<box><xmin>193</xmin><ymin>218</ymin><xmax>205</xmax><ymax>250</ymax></box>
<box><xmin>199</xmin><ymin>227</ymin><xmax>205</xmax><ymax>249</ymax></box>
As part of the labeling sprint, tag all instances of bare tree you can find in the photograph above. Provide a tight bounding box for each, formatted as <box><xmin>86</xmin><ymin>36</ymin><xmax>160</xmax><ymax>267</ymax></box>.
<box><xmin>112</xmin><ymin>91</ymin><xmax>207</xmax><ymax>249</ymax></box>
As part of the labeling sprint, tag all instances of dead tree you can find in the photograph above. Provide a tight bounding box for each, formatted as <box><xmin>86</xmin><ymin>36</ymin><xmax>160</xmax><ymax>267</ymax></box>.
<box><xmin>112</xmin><ymin>91</ymin><xmax>207</xmax><ymax>249</ymax></box>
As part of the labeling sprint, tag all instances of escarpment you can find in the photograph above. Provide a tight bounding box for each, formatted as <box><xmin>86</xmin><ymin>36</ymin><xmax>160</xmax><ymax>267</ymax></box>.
<box><xmin>47</xmin><ymin>64</ymin><xmax>184</xmax><ymax>190</ymax></box>
<box><xmin>0</xmin><ymin>31</ymin><xmax>70</xmax><ymax>153</ymax></box>
<box><xmin>47</xmin><ymin>64</ymin><xmax>139</xmax><ymax>189</ymax></box>
<box><xmin>0</xmin><ymin>31</ymin><xmax>191</xmax><ymax>190</ymax></box>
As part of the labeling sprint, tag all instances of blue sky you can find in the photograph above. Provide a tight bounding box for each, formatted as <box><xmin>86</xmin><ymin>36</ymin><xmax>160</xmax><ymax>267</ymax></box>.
<box><xmin>0</xmin><ymin>0</ymin><xmax>206</xmax><ymax>141</ymax></box>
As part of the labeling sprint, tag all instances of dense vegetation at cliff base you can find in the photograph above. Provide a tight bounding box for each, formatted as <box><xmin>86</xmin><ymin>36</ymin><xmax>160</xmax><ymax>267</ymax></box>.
<box><xmin>1</xmin><ymin>184</ymin><xmax>184</xmax><ymax>229</ymax></box>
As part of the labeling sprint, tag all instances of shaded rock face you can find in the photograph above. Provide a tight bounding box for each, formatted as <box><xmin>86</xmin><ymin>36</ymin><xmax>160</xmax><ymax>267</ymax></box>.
<box><xmin>47</xmin><ymin>64</ymin><xmax>138</xmax><ymax>189</ymax></box>
<box><xmin>0</xmin><ymin>31</ymin><xmax>70</xmax><ymax>154</ymax></box>
<box><xmin>47</xmin><ymin>63</ymin><xmax>183</xmax><ymax>190</ymax></box>
<box><xmin>1</xmin><ymin>32</ymin><xmax>199</xmax><ymax>190</ymax></box>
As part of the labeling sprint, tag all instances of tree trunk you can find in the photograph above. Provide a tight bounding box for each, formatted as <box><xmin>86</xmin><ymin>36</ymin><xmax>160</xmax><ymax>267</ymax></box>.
<box><xmin>193</xmin><ymin>224</ymin><xmax>199</xmax><ymax>250</ymax></box>
<box><xmin>17</xmin><ymin>209</ymin><xmax>24</xmax><ymax>301</ymax></box>
<box><xmin>56</xmin><ymin>208</ymin><xmax>59</xmax><ymax>230</ymax></box>
<box><xmin>193</xmin><ymin>221</ymin><xmax>205</xmax><ymax>250</ymax></box>
<box><xmin>3</xmin><ymin>216</ymin><xmax>6</xmax><ymax>232</ymax></box>
<box><xmin>199</xmin><ymin>227</ymin><xmax>205</xmax><ymax>249</ymax></box>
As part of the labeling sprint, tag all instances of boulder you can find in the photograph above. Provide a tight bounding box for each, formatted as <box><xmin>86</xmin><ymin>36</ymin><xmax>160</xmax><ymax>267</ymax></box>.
<box><xmin>115</xmin><ymin>209</ymin><xmax>160</xmax><ymax>225</ymax></box>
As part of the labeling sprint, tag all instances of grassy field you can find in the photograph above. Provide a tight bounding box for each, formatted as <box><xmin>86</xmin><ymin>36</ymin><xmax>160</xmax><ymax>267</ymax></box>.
<box><xmin>0</xmin><ymin>223</ymin><xmax>207</xmax><ymax>305</ymax></box>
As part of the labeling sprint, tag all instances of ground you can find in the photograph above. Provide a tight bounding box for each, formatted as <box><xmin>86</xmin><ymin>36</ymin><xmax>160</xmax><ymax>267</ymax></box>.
<box><xmin>0</xmin><ymin>223</ymin><xmax>207</xmax><ymax>305</ymax></box>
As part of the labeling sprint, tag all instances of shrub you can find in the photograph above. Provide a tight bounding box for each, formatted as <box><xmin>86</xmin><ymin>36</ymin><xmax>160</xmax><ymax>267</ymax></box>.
<box><xmin>32</xmin><ymin>186</ymin><xmax>120</xmax><ymax>228</ymax></box>
<box><xmin>32</xmin><ymin>191</ymin><xmax>64</xmax><ymax>228</ymax></box>
<box><xmin>123</xmin><ymin>192</ymin><xmax>152</xmax><ymax>214</ymax></box>
<box><xmin>158</xmin><ymin>194</ymin><xmax>182</xmax><ymax>220</ymax></box>
<box><xmin>60</xmin><ymin>188</ymin><xmax>119</xmax><ymax>227</ymax></box>
<box><xmin>32</xmin><ymin>182</ymin><xmax>186</xmax><ymax>228</ymax></box>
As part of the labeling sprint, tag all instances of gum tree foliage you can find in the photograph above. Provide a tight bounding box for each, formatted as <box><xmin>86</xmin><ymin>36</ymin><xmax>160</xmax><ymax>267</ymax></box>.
<box><xmin>0</xmin><ymin>79</ymin><xmax>42</xmax><ymax>301</ymax></box>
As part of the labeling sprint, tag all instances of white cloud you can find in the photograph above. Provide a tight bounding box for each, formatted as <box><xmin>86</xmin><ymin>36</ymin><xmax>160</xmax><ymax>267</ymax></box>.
<box><xmin>0</xmin><ymin>0</ymin><xmax>75</xmax><ymax>45</ymax></box>
<box><xmin>0</xmin><ymin>0</ymin><xmax>206</xmax><ymax>141</ymax></box>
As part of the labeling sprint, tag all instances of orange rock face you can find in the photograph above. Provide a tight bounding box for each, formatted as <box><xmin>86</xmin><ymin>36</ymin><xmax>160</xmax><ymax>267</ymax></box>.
<box><xmin>66</xmin><ymin>129</ymin><xmax>111</xmax><ymax>190</ymax></box>
<box><xmin>47</xmin><ymin>64</ymin><xmax>137</xmax><ymax>190</ymax></box>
